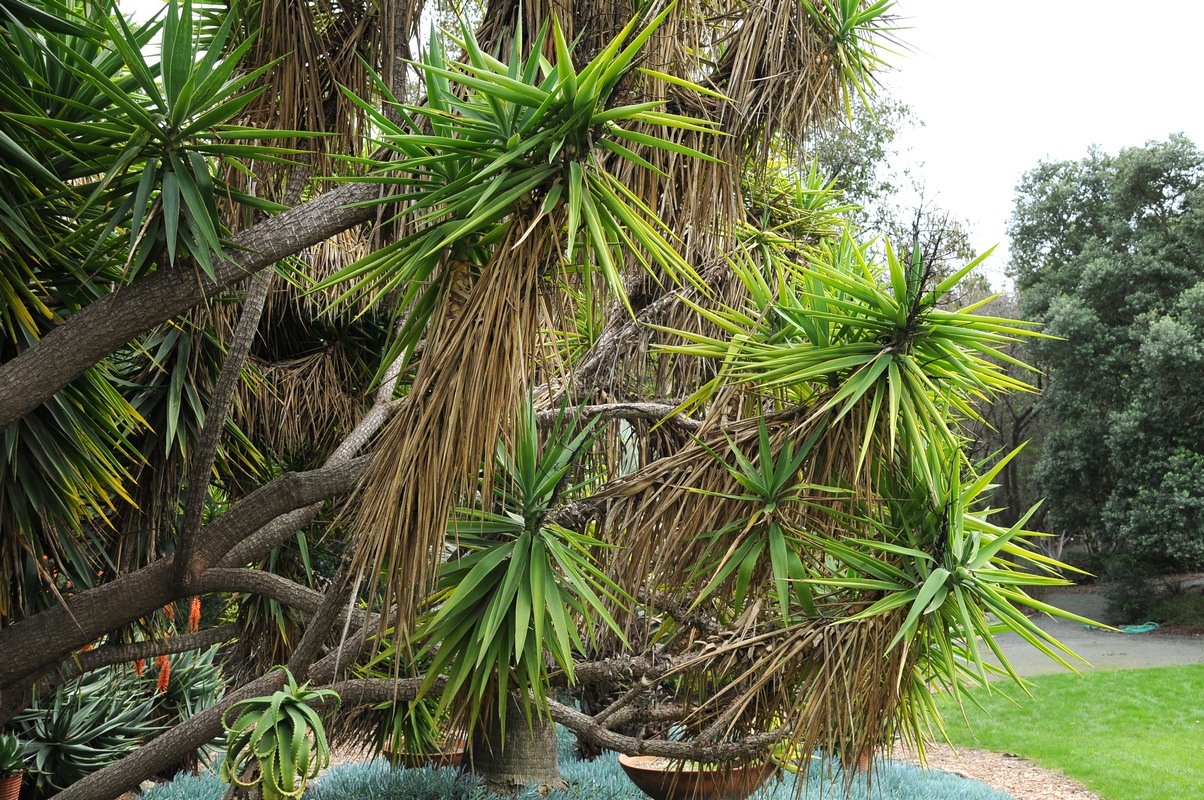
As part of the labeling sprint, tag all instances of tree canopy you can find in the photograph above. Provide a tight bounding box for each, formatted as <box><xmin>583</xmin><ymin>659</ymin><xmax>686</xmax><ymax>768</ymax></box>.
<box><xmin>0</xmin><ymin>2</ymin><xmax>1083</xmax><ymax>799</ymax></box>
<box><xmin>1010</xmin><ymin>133</ymin><xmax>1204</xmax><ymax>569</ymax></box>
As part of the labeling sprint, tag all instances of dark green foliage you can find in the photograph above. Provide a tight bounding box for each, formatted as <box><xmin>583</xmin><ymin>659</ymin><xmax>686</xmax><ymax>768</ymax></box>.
<box><xmin>8</xmin><ymin>666</ymin><xmax>162</xmax><ymax>796</ymax></box>
<box><xmin>1104</xmin><ymin>560</ymin><xmax>1204</xmax><ymax>628</ymax></box>
<box><xmin>1146</xmin><ymin>587</ymin><xmax>1204</xmax><ymax>631</ymax></box>
<box><xmin>1010</xmin><ymin>134</ymin><xmax>1204</xmax><ymax>569</ymax></box>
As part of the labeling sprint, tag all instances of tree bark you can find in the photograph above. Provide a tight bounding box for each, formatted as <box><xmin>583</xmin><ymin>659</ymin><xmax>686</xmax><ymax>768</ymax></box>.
<box><xmin>176</xmin><ymin>269</ymin><xmax>275</xmax><ymax>590</ymax></box>
<box><xmin>0</xmin><ymin>456</ymin><xmax>366</xmax><ymax>688</ymax></box>
<box><xmin>468</xmin><ymin>696</ymin><xmax>566</xmax><ymax>796</ymax></box>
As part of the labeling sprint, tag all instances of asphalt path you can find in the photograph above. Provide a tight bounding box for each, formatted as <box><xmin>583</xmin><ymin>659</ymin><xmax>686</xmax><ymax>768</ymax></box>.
<box><xmin>990</xmin><ymin>590</ymin><xmax>1204</xmax><ymax>677</ymax></box>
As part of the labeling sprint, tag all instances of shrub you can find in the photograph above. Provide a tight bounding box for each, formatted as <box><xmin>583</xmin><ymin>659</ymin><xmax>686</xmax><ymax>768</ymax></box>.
<box><xmin>1148</xmin><ymin>584</ymin><xmax>1204</xmax><ymax>631</ymax></box>
<box><xmin>1103</xmin><ymin>556</ymin><xmax>1161</xmax><ymax>624</ymax></box>
<box><xmin>138</xmin><ymin>771</ymin><xmax>227</xmax><ymax>800</ymax></box>
<box><xmin>9</xmin><ymin>666</ymin><xmax>161</xmax><ymax>797</ymax></box>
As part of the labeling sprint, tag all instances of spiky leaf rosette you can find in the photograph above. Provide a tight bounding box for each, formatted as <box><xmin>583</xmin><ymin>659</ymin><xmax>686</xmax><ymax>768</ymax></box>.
<box><xmin>413</xmin><ymin>399</ymin><xmax>627</xmax><ymax>730</ymax></box>
<box><xmin>591</xmin><ymin>233</ymin><xmax>1084</xmax><ymax>775</ymax></box>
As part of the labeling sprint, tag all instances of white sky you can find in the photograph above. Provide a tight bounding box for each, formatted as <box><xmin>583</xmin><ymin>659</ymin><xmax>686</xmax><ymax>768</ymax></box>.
<box><xmin>881</xmin><ymin>0</ymin><xmax>1204</xmax><ymax>287</ymax></box>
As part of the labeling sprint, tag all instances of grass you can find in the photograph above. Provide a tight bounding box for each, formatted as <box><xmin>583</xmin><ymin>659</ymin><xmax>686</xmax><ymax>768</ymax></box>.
<box><xmin>940</xmin><ymin>664</ymin><xmax>1204</xmax><ymax>800</ymax></box>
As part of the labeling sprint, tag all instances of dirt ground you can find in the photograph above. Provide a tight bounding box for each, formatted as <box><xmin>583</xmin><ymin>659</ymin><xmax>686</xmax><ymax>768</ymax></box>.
<box><xmin>890</xmin><ymin>742</ymin><xmax>1102</xmax><ymax>800</ymax></box>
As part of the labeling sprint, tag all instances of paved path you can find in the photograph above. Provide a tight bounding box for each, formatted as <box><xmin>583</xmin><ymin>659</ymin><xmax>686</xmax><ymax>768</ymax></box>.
<box><xmin>991</xmin><ymin>590</ymin><xmax>1204</xmax><ymax>677</ymax></box>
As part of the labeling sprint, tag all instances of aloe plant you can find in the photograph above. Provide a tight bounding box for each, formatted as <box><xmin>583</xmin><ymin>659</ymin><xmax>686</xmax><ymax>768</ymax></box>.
<box><xmin>0</xmin><ymin>733</ymin><xmax>24</xmax><ymax>777</ymax></box>
<box><xmin>221</xmin><ymin>667</ymin><xmax>339</xmax><ymax>800</ymax></box>
<box><xmin>9</xmin><ymin>666</ymin><xmax>161</xmax><ymax>792</ymax></box>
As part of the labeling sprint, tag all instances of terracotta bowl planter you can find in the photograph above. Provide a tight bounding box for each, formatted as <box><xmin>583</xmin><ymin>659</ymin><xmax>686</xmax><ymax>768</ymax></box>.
<box><xmin>0</xmin><ymin>772</ymin><xmax>21</xmax><ymax>800</ymax></box>
<box><xmin>617</xmin><ymin>754</ymin><xmax>777</xmax><ymax>800</ymax></box>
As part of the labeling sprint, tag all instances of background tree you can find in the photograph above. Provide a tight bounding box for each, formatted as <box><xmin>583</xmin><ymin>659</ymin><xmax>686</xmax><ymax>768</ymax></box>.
<box><xmin>1009</xmin><ymin>133</ymin><xmax>1204</xmax><ymax>570</ymax></box>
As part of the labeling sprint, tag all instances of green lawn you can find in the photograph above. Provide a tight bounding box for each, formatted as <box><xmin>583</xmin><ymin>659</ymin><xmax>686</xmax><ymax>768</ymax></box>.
<box><xmin>940</xmin><ymin>665</ymin><xmax>1204</xmax><ymax>800</ymax></box>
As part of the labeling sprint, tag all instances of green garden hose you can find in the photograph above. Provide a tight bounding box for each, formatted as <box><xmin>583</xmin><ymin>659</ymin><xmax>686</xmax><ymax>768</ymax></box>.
<box><xmin>1084</xmin><ymin>621</ymin><xmax>1160</xmax><ymax>633</ymax></box>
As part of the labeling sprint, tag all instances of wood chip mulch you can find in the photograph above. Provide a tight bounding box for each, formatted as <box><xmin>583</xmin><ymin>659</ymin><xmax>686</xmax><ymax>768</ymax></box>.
<box><xmin>890</xmin><ymin>742</ymin><xmax>1103</xmax><ymax>800</ymax></box>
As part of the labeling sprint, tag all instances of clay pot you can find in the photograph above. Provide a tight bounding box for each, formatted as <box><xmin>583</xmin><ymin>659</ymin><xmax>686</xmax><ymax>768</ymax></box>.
<box><xmin>617</xmin><ymin>754</ymin><xmax>776</xmax><ymax>800</ymax></box>
<box><xmin>0</xmin><ymin>772</ymin><xmax>21</xmax><ymax>800</ymax></box>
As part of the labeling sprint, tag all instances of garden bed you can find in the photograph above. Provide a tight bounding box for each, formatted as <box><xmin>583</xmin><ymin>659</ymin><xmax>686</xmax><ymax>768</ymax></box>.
<box><xmin>136</xmin><ymin>726</ymin><xmax>1025</xmax><ymax>800</ymax></box>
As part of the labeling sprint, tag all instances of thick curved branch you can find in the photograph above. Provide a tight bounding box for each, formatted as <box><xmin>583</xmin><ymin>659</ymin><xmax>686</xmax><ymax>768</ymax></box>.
<box><xmin>195</xmin><ymin>568</ymin><xmax>326</xmax><ymax>614</ymax></box>
<box><xmin>0</xmin><ymin>457</ymin><xmax>365</xmax><ymax>687</ymax></box>
<box><xmin>558</xmin><ymin>651</ymin><xmax>684</xmax><ymax>686</ymax></box>
<box><xmin>40</xmin><ymin>624</ymin><xmax>240</xmax><ymax>692</ymax></box>
<box><xmin>215</xmin><ymin>505</ymin><xmax>322</xmax><ymax>568</ymax></box>
<box><xmin>287</xmin><ymin>554</ymin><xmax>357</xmax><ymax>673</ymax></box>
<box><xmin>217</xmin><ymin>389</ymin><xmax>406</xmax><ymax>570</ymax></box>
<box><xmin>0</xmin><ymin>558</ymin><xmax>177</xmax><ymax>688</ymax></box>
<box><xmin>196</xmin><ymin>456</ymin><xmax>368</xmax><ymax>568</ymax></box>
<box><xmin>0</xmin><ymin>180</ymin><xmax>381</xmax><ymax>429</ymax></box>
<box><xmin>536</xmin><ymin>402</ymin><xmax>701</xmax><ymax>432</ymax></box>
<box><xmin>176</xmin><ymin>270</ymin><xmax>275</xmax><ymax>589</ymax></box>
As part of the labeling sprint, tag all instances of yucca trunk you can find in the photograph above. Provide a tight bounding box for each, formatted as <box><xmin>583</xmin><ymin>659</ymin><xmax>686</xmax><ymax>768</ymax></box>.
<box><xmin>467</xmin><ymin>697</ymin><xmax>565</xmax><ymax>796</ymax></box>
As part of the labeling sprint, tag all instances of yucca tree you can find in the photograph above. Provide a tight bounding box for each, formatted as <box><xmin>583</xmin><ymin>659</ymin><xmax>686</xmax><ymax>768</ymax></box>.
<box><xmin>583</xmin><ymin>227</ymin><xmax>1090</xmax><ymax>775</ymax></box>
<box><xmin>0</xmin><ymin>2</ymin><xmax>1095</xmax><ymax>799</ymax></box>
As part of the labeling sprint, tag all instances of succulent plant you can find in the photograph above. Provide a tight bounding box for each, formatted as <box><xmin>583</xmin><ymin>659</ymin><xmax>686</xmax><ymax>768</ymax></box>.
<box><xmin>10</xmin><ymin>666</ymin><xmax>161</xmax><ymax>792</ymax></box>
<box><xmin>0</xmin><ymin>732</ymin><xmax>25</xmax><ymax>777</ymax></box>
<box><xmin>221</xmin><ymin>666</ymin><xmax>339</xmax><ymax>800</ymax></box>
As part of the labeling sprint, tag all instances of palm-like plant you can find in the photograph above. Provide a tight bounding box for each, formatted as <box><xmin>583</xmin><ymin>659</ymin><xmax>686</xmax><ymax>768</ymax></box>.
<box><xmin>594</xmin><ymin>225</ymin><xmax>1086</xmax><ymax>769</ymax></box>
<box><xmin>665</xmin><ymin>234</ymin><xmax>1042</xmax><ymax>491</ymax></box>
<box><xmin>0</xmin><ymin>0</ymin><xmax>1097</xmax><ymax>794</ymax></box>
<box><xmin>320</xmin><ymin>4</ymin><xmax>724</xmax><ymax>641</ymax></box>
<box><xmin>416</xmin><ymin>400</ymin><xmax>626</xmax><ymax>728</ymax></box>
<box><xmin>0</xmin><ymin>0</ymin><xmax>292</xmax><ymax>615</ymax></box>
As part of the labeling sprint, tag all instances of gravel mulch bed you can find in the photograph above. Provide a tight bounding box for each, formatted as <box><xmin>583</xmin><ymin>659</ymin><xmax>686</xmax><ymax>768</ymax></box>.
<box><xmin>890</xmin><ymin>742</ymin><xmax>1103</xmax><ymax>800</ymax></box>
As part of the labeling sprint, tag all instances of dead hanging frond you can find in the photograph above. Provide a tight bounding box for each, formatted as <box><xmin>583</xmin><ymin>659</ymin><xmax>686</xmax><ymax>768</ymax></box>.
<box><xmin>293</xmin><ymin>228</ymin><xmax>376</xmax><ymax>318</ymax></box>
<box><xmin>241</xmin><ymin>349</ymin><xmax>365</xmax><ymax>460</ymax></box>
<box><xmin>577</xmin><ymin>1</ymin><xmax>903</xmax><ymax>402</ymax></box>
<box><xmin>233</xmin><ymin>0</ymin><xmax>382</xmax><ymax>166</ymax></box>
<box><xmin>349</xmin><ymin>221</ymin><xmax>552</xmax><ymax>635</ymax></box>
<box><xmin>597</xmin><ymin>400</ymin><xmax>881</xmax><ymax>601</ymax></box>
<box><xmin>476</xmin><ymin>0</ymin><xmax>571</xmax><ymax>58</ymax></box>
